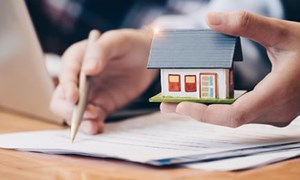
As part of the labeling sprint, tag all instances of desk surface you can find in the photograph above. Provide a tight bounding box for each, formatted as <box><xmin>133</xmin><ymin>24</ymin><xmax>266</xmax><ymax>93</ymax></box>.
<box><xmin>1</xmin><ymin>109</ymin><xmax>300</xmax><ymax>180</ymax></box>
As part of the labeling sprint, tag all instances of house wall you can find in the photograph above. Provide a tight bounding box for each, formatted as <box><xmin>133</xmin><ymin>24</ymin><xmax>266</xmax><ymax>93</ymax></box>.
<box><xmin>161</xmin><ymin>69</ymin><xmax>228</xmax><ymax>99</ymax></box>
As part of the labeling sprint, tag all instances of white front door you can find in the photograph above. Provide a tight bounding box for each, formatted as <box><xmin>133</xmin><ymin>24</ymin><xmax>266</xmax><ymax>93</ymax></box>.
<box><xmin>199</xmin><ymin>73</ymin><xmax>218</xmax><ymax>99</ymax></box>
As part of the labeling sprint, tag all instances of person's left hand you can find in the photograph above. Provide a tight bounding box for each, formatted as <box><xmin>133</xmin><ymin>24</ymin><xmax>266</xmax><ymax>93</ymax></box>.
<box><xmin>161</xmin><ymin>11</ymin><xmax>300</xmax><ymax>127</ymax></box>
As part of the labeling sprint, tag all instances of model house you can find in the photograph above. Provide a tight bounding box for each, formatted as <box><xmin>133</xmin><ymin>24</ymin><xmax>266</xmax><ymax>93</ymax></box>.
<box><xmin>147</xmin><ymin>29</ymin><xmax>243</xmax><ymax>103</ymax></box>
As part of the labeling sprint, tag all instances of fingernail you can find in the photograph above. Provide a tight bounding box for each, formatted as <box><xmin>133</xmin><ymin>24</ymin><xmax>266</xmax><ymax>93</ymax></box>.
<box><xmin>207</xmin><ymin>12</ymin><xmax>223</xmax><ymax>26</ymax></box>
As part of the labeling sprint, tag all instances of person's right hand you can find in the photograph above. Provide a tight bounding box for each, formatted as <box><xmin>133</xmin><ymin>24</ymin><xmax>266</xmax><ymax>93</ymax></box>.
<box><xmin>50</xmin><ymin>29</ymin><xmax>157</xmax><ymax>134</ymax></box>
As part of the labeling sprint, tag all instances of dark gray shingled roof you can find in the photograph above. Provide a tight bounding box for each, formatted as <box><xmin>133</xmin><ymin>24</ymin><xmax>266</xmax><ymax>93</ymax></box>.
<box><xmin>147</xmin><ymin>29</ymin><xmax>242</xmax><ymax>69</ymax></box>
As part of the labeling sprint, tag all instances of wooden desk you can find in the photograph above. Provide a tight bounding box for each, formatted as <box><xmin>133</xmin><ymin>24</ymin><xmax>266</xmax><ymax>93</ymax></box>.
<box><xmin>1</xmin><ymin>109</ymin><xmax>300</xmax><ymax>180</ymax></box>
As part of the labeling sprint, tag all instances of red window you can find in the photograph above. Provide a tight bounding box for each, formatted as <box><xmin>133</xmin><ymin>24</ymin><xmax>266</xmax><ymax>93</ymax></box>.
<box><xmin>168</xmin><ymin>74</ymin><xmax>181</xmax><ymax>92</ymax></box>
<box><xmin>185</xmin><ymin>75</ymin><xmax>196</xmax><ymax>92</ymax></box>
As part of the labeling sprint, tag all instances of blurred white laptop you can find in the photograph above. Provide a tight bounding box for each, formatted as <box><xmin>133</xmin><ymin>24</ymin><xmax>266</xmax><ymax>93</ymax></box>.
<box><xmin>0</xmin><ymin>0</ymin><xmax>62</xmax><ymax>124</ymax></box>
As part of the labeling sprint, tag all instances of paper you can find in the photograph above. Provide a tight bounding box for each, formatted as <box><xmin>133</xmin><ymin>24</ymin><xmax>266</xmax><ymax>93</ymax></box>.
<box><xmin>0</xmin><ymin>113</ymin><xmax>300</xmax><ymax>169</ymax></box>
<box><xmin>186</xmin><ymin>148</ymin><xmax>300</xmax><ymax>171</ymax></box>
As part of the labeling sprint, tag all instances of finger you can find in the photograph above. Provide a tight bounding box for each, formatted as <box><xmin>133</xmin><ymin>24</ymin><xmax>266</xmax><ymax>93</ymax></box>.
<box><xmin>79</xmin><ymin>120</ymin><xmax>98</xmax><ymax>135</ymax></box>
<box><xmin>82</xmin><ymin>30</ymin><xmax>127</xmax><ymax>75</ymax></box>
<box><xmin>63</xmin><ymin>103</ymin><xmax>104</xmax><ymax>125</ymax></box>
<box><xmin>50</xmin><ymin>85</ymin><xmax>96</xmax><ymax>122</ymax></box>
<box><xmin>79</xmin><ymin>117</ymin><xmax>105</xmax><ymax>135</ymax></box>
<box><xmin>161</xmin><ymin>101</ymin><xmax>241</xmax><ymax>127</ymax></box>
<box><xmin>206</xmin><ymin>11</ymin><xmax>288</xmax><ymax>48</ymax></box>
<box><xmin>174</xmin><ymin>102</ymin><xmax>244</xmax><ymax>128</ymax></box>
<box><xmin>174</xmin><ymin>73</ymin><xmax>285</xmax><ymax>127</ymax></box>
<box><xmin>83</xmin><ymin>104</ymin><xmax>99</xmax><ymax>119</ymax></box>
<box><xmin>175</xmin><ymin>102</ymin><xmax>208</xmax><ymax>121</ymax></box>
<box><xmin>82</xmin><ymin>29</ymin><xmax>145</xmax><ymax>75</ymax></box>
<box><xmin>173</xmin><ymin>90</ymin><xmax>265</xmax><ymax>128</ymax></box>
<box><xmin>50</xmin><ymin>85</ymin><xmax>74</xmax><ymax>120</ymax></box>
<box><xmin>59</xmin><ymin>40</ymin><xmax>87</xmax><ymax>103</ymax></box>
<box><xmin>162</xmin><ymin>102</ymin><xmax>239</xmax><ymax>127</ymax></box>
<box><xmin>160</xmin><ymin>103</ymin><xmax>178</xmax><ymax>113</ymax></box>
<box><xmin>79</xmin><ymin>105</ymin><xmax>107</xmax><ymax>134</ymax></box>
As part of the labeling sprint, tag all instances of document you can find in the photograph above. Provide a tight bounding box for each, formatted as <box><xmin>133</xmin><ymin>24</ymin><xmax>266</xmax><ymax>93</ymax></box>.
<box><xmin>186</xmin><ymin>148</ymin><xmax>300</xmax><ymax>171</ymax></box>
<box><xmin>0</xmin><ymin>112</ymin><xmax>300</xmax><ymax>170</ymax></box>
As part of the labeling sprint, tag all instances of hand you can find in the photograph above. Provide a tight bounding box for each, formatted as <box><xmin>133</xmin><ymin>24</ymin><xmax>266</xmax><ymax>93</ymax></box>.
<box><xmin>161</xmin><ymin>11</ymin><xmax>300</xmax><ymax>127</ymax></box>
<box><xmin>50</xmin><ymin>29</ymin><xmax>157</xmax><ymax>134</ymax></box>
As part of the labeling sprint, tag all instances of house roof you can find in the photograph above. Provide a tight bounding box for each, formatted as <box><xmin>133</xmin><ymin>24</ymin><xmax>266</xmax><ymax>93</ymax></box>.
<box><xmin>147</xmin><ymin>29</ymin><xmax>243</xmax><ymax>69</ymax></box>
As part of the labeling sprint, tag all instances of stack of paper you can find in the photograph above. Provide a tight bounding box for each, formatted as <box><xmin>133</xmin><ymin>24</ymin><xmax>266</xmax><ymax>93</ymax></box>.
<box><xmin>0</xmin><ymin>112</ymin><xmax>300</xmax><ymax>171</ymax></box>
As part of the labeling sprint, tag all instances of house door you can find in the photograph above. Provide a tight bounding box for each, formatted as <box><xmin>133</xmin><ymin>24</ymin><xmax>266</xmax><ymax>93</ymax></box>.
<box><xmin>199</xmin><ymin>73</ymin><xmax>218</xmax><ymax>98</ymax></box>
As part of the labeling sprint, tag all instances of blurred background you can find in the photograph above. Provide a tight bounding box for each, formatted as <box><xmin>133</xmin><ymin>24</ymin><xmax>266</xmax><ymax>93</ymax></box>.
<box><xmin>25</xmin><ymin>0</ymin><xmax>300</xmax><ymax>100</ymax></box>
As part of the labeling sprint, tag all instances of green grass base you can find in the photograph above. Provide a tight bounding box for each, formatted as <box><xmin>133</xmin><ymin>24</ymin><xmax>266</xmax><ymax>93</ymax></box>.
<box><xmin>149</xmin><ymin>90</ymin><xmax>246</xmax><ymax>104</ymax></box>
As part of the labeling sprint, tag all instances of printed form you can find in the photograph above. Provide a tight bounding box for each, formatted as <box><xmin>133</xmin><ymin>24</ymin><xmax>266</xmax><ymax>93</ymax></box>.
<box><xmin>0</xmin><ymin>113</ymin><xmax>300</xmax><ymax>170</ymax></box>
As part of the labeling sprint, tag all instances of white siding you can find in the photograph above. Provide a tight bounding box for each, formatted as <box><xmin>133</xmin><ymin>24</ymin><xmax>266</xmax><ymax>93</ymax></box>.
<box><xmin>161</xmin><ymin>69</ymin><xmax>227</xmax><ymax>99</ymax></box>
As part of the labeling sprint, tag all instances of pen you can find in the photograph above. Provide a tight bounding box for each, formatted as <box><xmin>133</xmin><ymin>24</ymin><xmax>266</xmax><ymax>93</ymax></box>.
<box><xmin>70</xmin><ymin>30</ymin><xmax>101</xmax><ymax>143</ymax></box>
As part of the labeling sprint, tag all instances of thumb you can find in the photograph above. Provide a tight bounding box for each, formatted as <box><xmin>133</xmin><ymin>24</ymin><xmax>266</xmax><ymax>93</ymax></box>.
<box><xmin>206</xmin><ymin>11</ymin><xmax>287</xmax><ymax>48</ymax></box>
